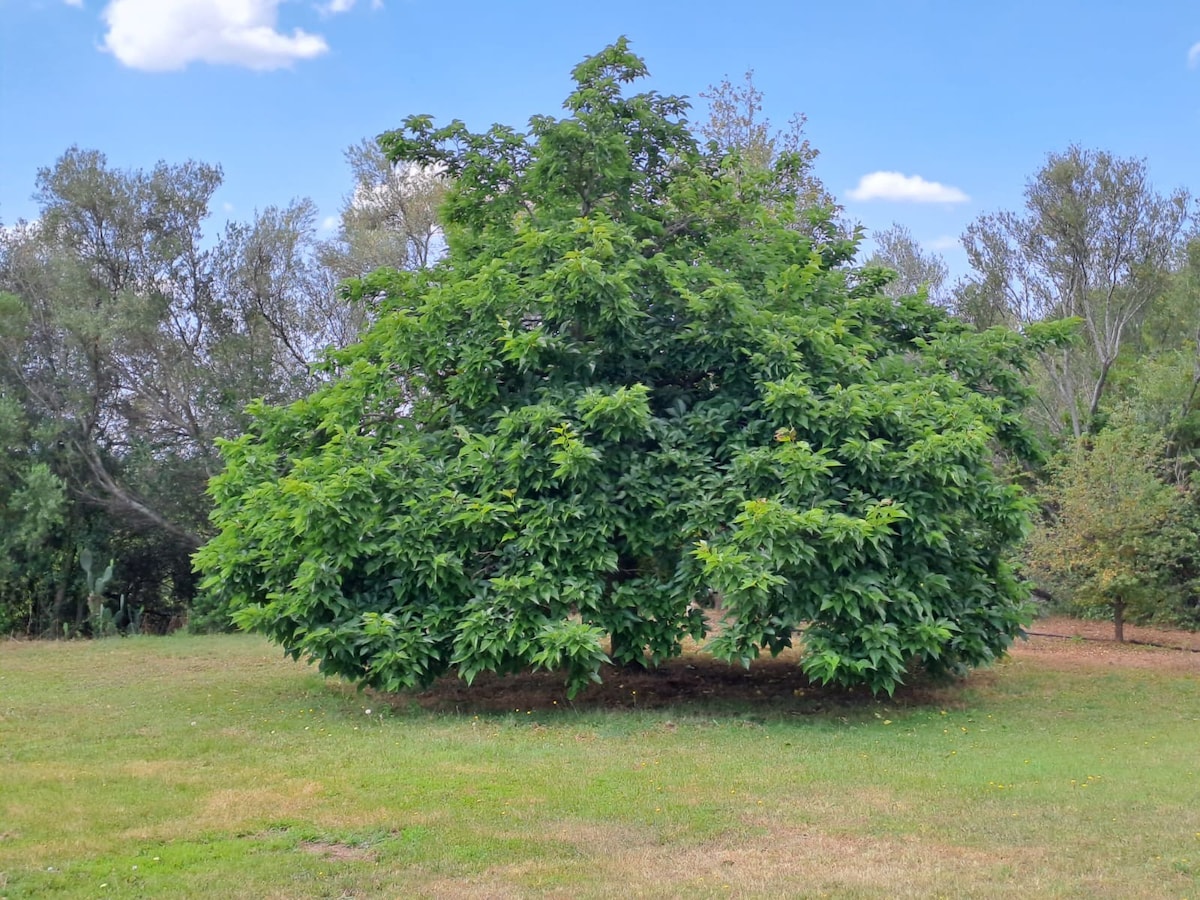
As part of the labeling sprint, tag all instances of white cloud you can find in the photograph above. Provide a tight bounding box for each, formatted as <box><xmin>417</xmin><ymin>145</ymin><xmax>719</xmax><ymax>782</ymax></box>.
<box><xmin>64</xmin><ymin>0</ymin><xmax>84</xmax><ymax>7</ymax></box>
<box><xmin>320</xmin><ymin>215</ymin><xmax>339</xmax><ymax>233</ymax></box>
<box><xmin>101</xmin><ymin>0</ymin><xmax>329</xmax><ymax>71</ymax></box>
<box><xmin>847</xmin><ymin>171</ymin><xmax>969</xmax><ymax>204</ymax></box>
<box><xmin>318</xmin><ymin>0</ymin><xmax>382</xmax><ymax>12</ymax></box>
<box><xmin>927</xmin><ymin>235</ymin><xmax>960</xmax><ymax>251</ymax></box>
<box><xmin>1189</xmin><ymin>42</ymin><xmax>1200</xmax><ymax>68</ymax></box>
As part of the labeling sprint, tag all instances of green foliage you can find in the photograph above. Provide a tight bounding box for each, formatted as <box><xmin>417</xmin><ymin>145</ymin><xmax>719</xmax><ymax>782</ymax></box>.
<box><xmin>80</xmin><ymin>548</ymin><xmax>118</xmax><ymax>636</ymax></box>
<box><xmin>0</xmin><ymin>145</ymin><xmax>381</xmax><ymax>634</ymax></box>
<box><xmin>0</xmin><ymin>389</ymin><xmax>70</xmax><ymax>634</ymax></box>
<box><xmin>1027</xmin><ymin>423</ymin><xmax>1195</xmax><ymax>635</ymax></box>
<box><xmin>79</xmin><ymin>549</ymin><xmax>114</xmax><ymax>598</ymax></box>
<box><xmin>961</xmin><ymin>146</ymin><xmax>1190</xmax><ymax>438</ymax></box>
<box><xmin>196</xmin><ymin>40</ymin><xmax>1045</xmax><ymax>697</ymax></box>
<box><xmin>1060</xmin><ymin>236</ymin><xmax>1200</xmax><ymax>629</ymax></box>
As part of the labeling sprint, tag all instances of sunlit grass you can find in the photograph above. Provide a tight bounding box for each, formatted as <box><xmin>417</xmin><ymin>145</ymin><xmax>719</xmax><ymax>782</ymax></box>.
<box><xmin>1</xmin><ymin>633</ymin><xmax>1198</xmax><ymax>898</ymax></box>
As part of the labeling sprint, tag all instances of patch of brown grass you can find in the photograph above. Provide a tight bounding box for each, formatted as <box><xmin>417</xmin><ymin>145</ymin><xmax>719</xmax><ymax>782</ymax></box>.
<box><xmin>193</xmin><ymin>781</ymin><xmax>325</xmax><ymax>830</ymax></box>
<box><xmin>1014</xmin><ymin>618</ymin><xmax>1200</xmax><ymax>674</ymax></box>
<box><xmin>417</xmin><ymin>819</ymin><xmax>1039</xmax><ymax>900</ymax></box>
<box><xmin>118</xmin><ymin>759</ymin><xmax>205</xmax><ymax>784</ymax></box>
<box><xmin>298</xmin><ymin>839</ymin><xmax>377</xmax><ymax>862</ymax></box>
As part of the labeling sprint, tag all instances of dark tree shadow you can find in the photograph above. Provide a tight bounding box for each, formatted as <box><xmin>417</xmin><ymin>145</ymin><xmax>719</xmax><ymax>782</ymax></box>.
<box><xmin>362</xmin><ymin>654</ymin><xmax>986</xmax><ymax>718</ymax></box>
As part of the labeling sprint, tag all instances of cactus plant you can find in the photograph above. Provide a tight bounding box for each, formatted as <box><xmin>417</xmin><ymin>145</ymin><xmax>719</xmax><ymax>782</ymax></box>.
<box><xmin>80</xmin><ymin>549</ymin><xmax>116</xmax><ymax>636</ymax></box>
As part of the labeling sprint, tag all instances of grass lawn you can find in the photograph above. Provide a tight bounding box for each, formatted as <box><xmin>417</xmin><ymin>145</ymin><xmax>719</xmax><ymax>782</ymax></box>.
<box><xmin>1</xmin><ymin>622</ymin><xmax>1198</xmax><ymax>898</ymax></box>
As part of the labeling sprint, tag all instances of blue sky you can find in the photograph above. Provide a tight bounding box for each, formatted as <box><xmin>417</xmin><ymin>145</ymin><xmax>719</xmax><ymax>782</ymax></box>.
<box><xmin>2</xmin><ymin>0</ymin><xmax>1198</xmax><ymax>278</ymax></box>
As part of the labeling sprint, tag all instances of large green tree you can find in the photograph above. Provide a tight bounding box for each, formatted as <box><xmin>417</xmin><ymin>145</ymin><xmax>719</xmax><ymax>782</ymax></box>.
<box><xmin>196</xmin><ymin>40</ymin><xmax>1049</xmax><ymax>696</ymax></box>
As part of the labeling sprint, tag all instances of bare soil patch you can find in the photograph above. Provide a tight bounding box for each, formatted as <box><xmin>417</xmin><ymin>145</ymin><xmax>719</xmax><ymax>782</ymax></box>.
<box><xmin>380</xmin><ymin>617</ymin><xmax>1200</xmax><ymax>714</ymax></box>
<box><xmin>298</xmin><ymin>840</ymin><xmax>377</xmax><ymax>862</ymax></box>
<box><xmin>1027</xmin><ymin>615</ymin><xmax>1200</xmax><ymax>650</ymax></box>
<box><xmin>1013</xmin><ymin>616</ymin><xmax>1200</xmax><ymax>673</ymax></box>
<box><xmin>398</xmin><ymin>654</ymin><xmax>967</xmax><ymax>716</ymax></box>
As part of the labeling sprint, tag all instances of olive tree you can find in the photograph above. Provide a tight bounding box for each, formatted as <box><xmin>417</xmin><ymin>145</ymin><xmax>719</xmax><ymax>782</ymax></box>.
<box><xmin>962</xmin><ymin>147</ymin><xmax>1190</xmax><ymax>437</ymax></box>
<box><xmin>196</xmin><ymin>40</ymin><xmax>1050</xmax><ymax>696</ymax></box>
<box><xmin>0</xmin><ymin>150</ymin><xmax>370</xmax><ymax>632</ymax></box>
<box><xmin>866</xmin><ymin>224</ymin><xmax>949</xmax><ymax>305</ymax></box>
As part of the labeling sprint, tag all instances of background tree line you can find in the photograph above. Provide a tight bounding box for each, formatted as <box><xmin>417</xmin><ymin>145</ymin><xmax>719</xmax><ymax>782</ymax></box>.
<box><xmin>2</xmin><ymin>68</ymin><xmax>1196</xmax><ymax>641</ymax></box>
<box><xmin>0</xmin><ymin>142</ymin><xmax>443</xmax><ymax>635</ymax></box>
<box><xmin>873</xmin><ymin>147</ymin><xmax>1200</xmax><ymax>636</ymax></box>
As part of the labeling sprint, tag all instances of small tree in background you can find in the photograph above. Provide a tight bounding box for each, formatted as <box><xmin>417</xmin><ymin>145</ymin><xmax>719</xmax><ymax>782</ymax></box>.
<box><xmin>1027</xmin><ymin>424</ymin><xmax>1188</xmax><ymax>640</ymax></box>
<box><xmin>698</xmin><ymin>70</ymin><xmax>836</xmax><ymax>218</ymax></box>
<box><xmin>866</xmin><ymin>224</ymin><xmax>950</xmax><ymax>306</ymax></box>
<box><xmin>196</xmin><ymin>40</ymin><xmax>1051</xmax><ymax>697</ymax></box>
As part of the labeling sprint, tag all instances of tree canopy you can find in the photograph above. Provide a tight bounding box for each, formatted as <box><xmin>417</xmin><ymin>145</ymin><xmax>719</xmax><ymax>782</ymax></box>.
<box><xmin>962</xmin><ymin>146</ymin><xmax>1190</xmax><ymax>437</ymax></box>
<box><xmin>0</xmin><ymin>138</ymin><xmax>441</xmax><ymax>635</ymax></box>
<box><xmin>195</xmin><ymin>40</ymin><xmax>1050</xmax><ymax>696</ymax></box>
<box><xmin>1027</xmin><ymin>422</ymin><xmax>1190</xmax><ymax>641</ymax></box>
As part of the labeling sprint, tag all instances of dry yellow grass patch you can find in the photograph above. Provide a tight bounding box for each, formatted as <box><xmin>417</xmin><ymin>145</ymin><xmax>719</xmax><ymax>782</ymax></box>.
<box><xmin>413</xmin><ymin>819</ymin><xmax>1035</xmax><ymax>900</ymax></box>
<box><xmin>194</xmin><ymin>781</ymin><xmax>327</xmax><ymax>830</ymax></box>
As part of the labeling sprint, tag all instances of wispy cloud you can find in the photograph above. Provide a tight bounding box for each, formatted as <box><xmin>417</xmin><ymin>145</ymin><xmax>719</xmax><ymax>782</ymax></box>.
<box><xmin>1189</xmin><ymin>41</ymin><xmax>1200</xmax><ymax>68</ymax></box>
<box><xmin>319</xmin><ymin>0</ymin><xmax>383</xmax><ymax>12</ymax></box>
<box><xmin>101</xmin><ymin>0</ymin><xmax>330</xmax><ymax>71</ymax></box>
<box><xmin>64</xmin><ymin>0</ymin><xmax>84</xmax><ymax>7</ymax></box>
<box><xmin>847</xmin><ymin>171</ymin><xmax>969</xmax><ymax>204</ymax></box>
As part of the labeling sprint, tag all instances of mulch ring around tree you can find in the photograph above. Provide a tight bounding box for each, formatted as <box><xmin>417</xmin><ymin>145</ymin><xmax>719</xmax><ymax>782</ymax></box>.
<box><xmin>373</xmin><ymin>648</ymin><xmax>972</xmax><ymax>716</ymax></box>
<box><xmin>349</xmin><ymin>617</ymin><xmax>1200</xmax><ymax>715</ymax></box>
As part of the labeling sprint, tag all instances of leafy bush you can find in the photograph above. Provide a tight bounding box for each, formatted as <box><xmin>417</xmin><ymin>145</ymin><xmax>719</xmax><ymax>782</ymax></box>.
<box><xmin>195</xmin><ymin>41</ymin><xmax>1047</xmax><ymax>696</ymax></box>
<box><xmin>1027</xmin><ymin>423</ymin><xmax>1195</xmax><ymax>638</ymax></box>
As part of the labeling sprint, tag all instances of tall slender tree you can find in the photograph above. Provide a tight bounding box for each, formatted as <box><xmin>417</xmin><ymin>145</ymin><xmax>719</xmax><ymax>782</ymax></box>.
<box><xmin>962</xmin><ymin>146</ymin><xmax>1190</xmax><ymax>436</ymax></box>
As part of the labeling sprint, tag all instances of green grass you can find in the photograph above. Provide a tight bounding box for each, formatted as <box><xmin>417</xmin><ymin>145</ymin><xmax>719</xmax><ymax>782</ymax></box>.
<box><xmin>1</xmin><ymin>634</ymin><xmax>1198</xmax><ymax>898</ymax></box>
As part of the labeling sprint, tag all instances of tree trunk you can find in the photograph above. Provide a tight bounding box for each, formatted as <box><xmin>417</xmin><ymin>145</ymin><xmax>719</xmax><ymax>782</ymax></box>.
<box><xmin>76</xmin><ymin>440</ymin><xmax>203</xmax><ymax>550</ymax></box>
<box><xmin>50</xmin><ymin>577</ymin><xmax>68</xmax><ymax>636</ymax></box>
<box><xmin>1113</xmin><ymin>598</ymin><xmax>1126</xmax><ymax>643</ymax></box>
<box><xmin>1086</xmin><ymin>359</ymin><xmax>1113</xmax><ymax>432</ymax></box>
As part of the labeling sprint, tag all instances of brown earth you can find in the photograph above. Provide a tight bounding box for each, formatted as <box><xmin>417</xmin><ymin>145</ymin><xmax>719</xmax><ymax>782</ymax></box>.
<box><xmin>1012</xmin><ymin>615</ymin><xmax>1200</xmax><ymax>673</ymax></box>
<box><xmin>1024</xmin><ymin>614</ymin><xmax>1200</xmax><ymax>650</ymax></box>
<box><xmin>374</xmin><ymin>616</ymin><xmax>1200</xmax><ymax>716</ymax></box>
